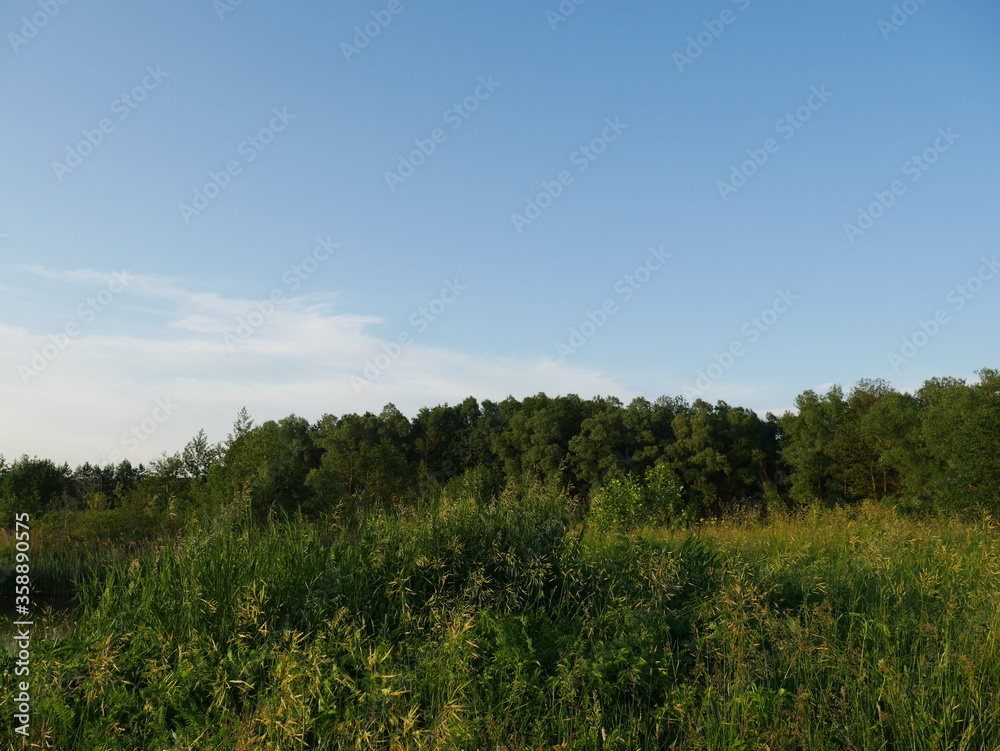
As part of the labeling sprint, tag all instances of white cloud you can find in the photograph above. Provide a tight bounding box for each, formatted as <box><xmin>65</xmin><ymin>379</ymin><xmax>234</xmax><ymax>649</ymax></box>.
<box><xmin>0</xmin><ymin>266</ymin><xmax>635</xmax><ymax>466</ymax></box>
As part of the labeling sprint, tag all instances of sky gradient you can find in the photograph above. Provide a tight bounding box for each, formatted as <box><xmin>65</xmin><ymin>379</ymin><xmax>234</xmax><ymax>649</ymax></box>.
<box><xmin>2</xmin><ymin>0</ymin><xmax>998</xmax><ymax>466</ymax></box>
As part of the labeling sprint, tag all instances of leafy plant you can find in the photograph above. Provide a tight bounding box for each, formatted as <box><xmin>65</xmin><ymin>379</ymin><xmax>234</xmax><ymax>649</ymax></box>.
<box><xmin>589</xmin><ymin>461</ymin><xmax>685</xmax><ymax>529</ymax></box>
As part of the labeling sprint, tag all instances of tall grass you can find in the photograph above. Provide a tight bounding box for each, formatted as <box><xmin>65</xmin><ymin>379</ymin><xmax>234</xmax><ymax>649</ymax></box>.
<box><xmin>3</xmin><ymin>490</ymin><xmax>1000</xmax><ymax>749</ymax></box>
<box><xmin>0</xmin><ymin>531</ymin><xmax>144</xmax><ymax>599</ymax></box>
<box><xmin>0</xmin><ymin>504</ymin><xmax>183</xmax><ymax>596</ymax></box>
<box><xmin>659</xmin><ymin>502</ymin><xmax>1000</xmax><ymax>750</ymax></box>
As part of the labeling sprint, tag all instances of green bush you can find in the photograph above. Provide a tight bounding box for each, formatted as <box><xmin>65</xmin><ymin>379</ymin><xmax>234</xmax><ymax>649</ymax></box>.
<box><xmin>589</xmin><ymin>462</ymin><xmax>685</xmax><ymax>529</ymax></box>
<box><xmin>645</xmin><ymin>461</ymin><xmax>688</xmax><ymax>524</ymax></box>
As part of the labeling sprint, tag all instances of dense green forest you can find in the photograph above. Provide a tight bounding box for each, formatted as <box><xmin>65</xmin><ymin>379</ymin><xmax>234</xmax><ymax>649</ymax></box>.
<box><xmin>2</xmin><ymin>369</ymin><xmax>998</xmax><ymax>539</ymax></box>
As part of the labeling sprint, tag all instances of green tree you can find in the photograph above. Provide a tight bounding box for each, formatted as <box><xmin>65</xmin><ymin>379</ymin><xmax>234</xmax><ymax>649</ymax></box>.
<box><xmin>568</xmin><ymin>396</ymin><xmax>631</xmax><ymax>493</ymax></box>
<box><xmin>409</xmin><ymin>397</ymin><xmax>502</xmax><ymax>499</ymax></box>
<box><xmin>626</xmin><ymin>395</ymin><xmax>684</xmax><ymax>471</ymax></box>
<box><xmin>827</xmin><ymin>379</ymin><xmax>900</xmax><ymax>502</ymax></box>
<box><xmin>207</xmin><ymin>413</ymin><xmax>319</xmax><ymax>518</ymax></box>
<box><xmin>665</xmin><ymin>400</ymin><xmax>777</xmax><ymax>515</ymax></box>
<box><xmin>182</xmin><ymin>429</ymin><xmax>222</xmax><ymax>481</ymax></box>
<box><xmin>306</xmin><ymin>405</ymin><xmax>415</xmax><ymax>518</ymax></box>
<box><xmin>910</xmin><ymin>370</ymin><xmax>1000</xmax><ymax>511</ymax></box>
<box><xmin>491</xmin><ymin>393</ymin><xmax>592</xmax><ymax>490</ymax></box>
<box><xmin>0</xmin><ymin>455</ymin><xmax>72</xmax><ymax>518</ymax></box>
<box><xmin>779</xmin><ymin>386</ymin><xmax>848</xmax><ymax>505</ymax></box>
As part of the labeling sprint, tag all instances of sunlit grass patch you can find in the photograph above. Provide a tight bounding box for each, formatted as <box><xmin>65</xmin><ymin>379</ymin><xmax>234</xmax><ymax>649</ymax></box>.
<box><xmin>7</xmin><ymin>495</ymin><xmax>1000</xmax><ymax>748</ymax></box>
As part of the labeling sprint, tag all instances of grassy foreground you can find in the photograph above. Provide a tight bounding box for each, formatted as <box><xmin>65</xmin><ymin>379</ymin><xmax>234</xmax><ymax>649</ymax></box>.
<box><xmin>4</xmin><ymin>487</ymin><xmax>1000</xmax><ymax>749</ymax></box>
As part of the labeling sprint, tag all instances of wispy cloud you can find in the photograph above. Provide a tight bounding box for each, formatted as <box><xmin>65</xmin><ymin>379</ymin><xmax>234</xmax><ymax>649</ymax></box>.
<box><xmin>1</xmin><ymin>266</ymin><xmax>634</xmax><ymax>466</ymax></box>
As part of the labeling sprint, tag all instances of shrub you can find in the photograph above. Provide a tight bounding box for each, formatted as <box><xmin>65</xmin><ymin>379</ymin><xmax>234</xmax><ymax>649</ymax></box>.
<box><xmin>589</xmin><ymin>462</ymin><xmax>685</xmax><ymax>529</ymax></box>
<box><xmin>645</xmin><ymin>461</ymin><xmax>687</xmax><ymax>524</ymax></box>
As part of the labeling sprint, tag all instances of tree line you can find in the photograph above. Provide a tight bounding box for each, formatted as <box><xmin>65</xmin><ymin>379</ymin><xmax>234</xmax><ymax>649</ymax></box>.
<box><xmin>2</xmin><ymin>368</ymin><xmax>997</xmax><ymax>531</ymax></box>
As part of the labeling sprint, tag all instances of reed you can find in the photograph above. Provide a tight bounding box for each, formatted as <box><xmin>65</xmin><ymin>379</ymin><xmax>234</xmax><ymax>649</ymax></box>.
<box><xmin>4</xmin><ymin>490</ymin><xmax>1000</xmax><ymax>749</ymax></box>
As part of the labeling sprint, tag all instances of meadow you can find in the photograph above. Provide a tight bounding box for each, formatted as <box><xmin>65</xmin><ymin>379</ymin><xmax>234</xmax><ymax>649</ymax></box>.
<box><xmin>4</xmin><ymin>480</ymin><xmax>1000</xmax><ymax>750</ymax></box>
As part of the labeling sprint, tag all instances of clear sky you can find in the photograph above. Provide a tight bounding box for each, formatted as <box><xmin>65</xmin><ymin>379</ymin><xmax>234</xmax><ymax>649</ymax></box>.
<box><xmin>1</xmin><ymin>0</ymin><xmax>998</xmax><ymax>467</ymax></box>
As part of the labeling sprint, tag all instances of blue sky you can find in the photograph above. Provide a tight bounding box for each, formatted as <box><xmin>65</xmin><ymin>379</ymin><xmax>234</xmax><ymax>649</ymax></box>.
<box><xmin>1</xmin><ymin>0</ymin><xmax>998</xmax><ymax>466</ymax></box>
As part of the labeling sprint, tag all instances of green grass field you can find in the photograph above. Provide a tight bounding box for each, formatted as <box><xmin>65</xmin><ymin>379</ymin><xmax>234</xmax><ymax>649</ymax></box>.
<box><xmin>4</xmin><ymin>485</ymin><xmax>1000</xmax><ymax>749</ymax></box>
